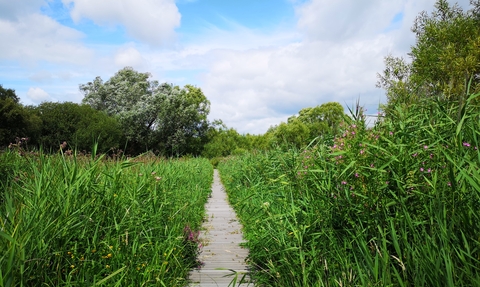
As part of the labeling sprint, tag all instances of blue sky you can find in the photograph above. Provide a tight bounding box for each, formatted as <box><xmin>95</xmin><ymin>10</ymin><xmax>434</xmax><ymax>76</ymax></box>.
<box><xmin>0</xmin><ymin>0</ymin><xmax>472</xmax><ymax>134</ymax></box>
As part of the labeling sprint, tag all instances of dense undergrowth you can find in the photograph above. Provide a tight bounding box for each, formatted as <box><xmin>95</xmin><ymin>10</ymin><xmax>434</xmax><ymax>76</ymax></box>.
<box><xmin>0</xmin><ymin>152</ymin><xmax>212</xmax><ymax>286</ymax></box>
<box><xmin>218</xmin><ymin>94</ymin><xmax>480</xmax><ymax>286</ymax></box>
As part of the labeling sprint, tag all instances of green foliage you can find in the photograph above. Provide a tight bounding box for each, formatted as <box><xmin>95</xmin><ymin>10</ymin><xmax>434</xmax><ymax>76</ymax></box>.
<box><xmin>411</xmin><ymin>0</ymin><xmax>480</xmax><ymax>99</ymax></box>
<box><xmin>0</xmin><ymin>151</ymin><xmax>20</xmax><ymax>202</ymax></box>
<box><xmin>209</xmin><ymin>156</ymin><xmax>222</xmax><ymax>168</ymax></box>
<box><xmin>266</xmin><ymin>102</ymin><xmax>344</xmax><ymax>150</ymax></box>
<box><xmin>378</xmin><ymin>0</ymin><xmax>480</xmax><ymax>111</ymax></box>
<box><xmin>154</xmin><ymin>85</ymin><xmax>210</xmax><ymax>156</ymax></box>
<box><xmin>201</xmin><ymin>102</ymin><xmax>344</xmax><ymax>159</ymax></box>
<box><xmin>201</xmin><ymin>119</ymin><xmax>276</xmax><ymax>159</ymax></box>
<box><xmin>0</xmin><ymin>86</ymin><xmax>41</xmax><ymax>147</ymax></box>
<box><xmin>273</xmin><ymin>119</ymin><xmax>310</xmax><ymax>149</ymax></box>
<box><xmin>295</xmin><ymin>102</ymin><xmax>345</xmax><ymax>141</ymax></box>
<box><xmin>218</xmin><ymin>92</ymin><xmax>480</xmax><ymax>286</ymax></box>
<box><xmin>35</xmin><ymin>102</ymin><xmax>122</xmax><ymax>152</ymax></box>
<box><xmin>0</xmin><ymin>154</ymin><xmax>213</xmax><ymax>286</ymax></box>
<box><xmin>202</xmin><ymin>121</ymin><xmax>245</xmax><ymax>158</ymax></box>
<box><xmin>81</xmin><ymin>67</ymin><xmax>211</xmax><ymax>156</ymax></box>
<box><xmin>0</xmin><ymin>85</ymin><xmax>19</xmax><ymax>102</ymax></box>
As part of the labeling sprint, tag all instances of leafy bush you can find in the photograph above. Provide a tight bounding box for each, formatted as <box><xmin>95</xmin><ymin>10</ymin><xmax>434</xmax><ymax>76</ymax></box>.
<box><xmin>35</xmin><ymin>102</ymin><xmax>122</xmax><ymax>152</ymax></box>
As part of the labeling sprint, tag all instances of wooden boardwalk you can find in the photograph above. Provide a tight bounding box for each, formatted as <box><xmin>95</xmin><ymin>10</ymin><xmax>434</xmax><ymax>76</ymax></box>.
<box><xmin>189</xmin><ymin>170</ymin><xmax>254</xmax><ymax>287</ymax></box>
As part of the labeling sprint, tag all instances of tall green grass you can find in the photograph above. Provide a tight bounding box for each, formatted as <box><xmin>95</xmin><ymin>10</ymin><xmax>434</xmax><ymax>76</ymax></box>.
<box><xmin>218</xmin><ymin>94</ymin><xmax>480</xmax><ymax>286</ymax></box>
<box><xmin>0</xmin><ymin>151</ymin><xmax>212</xmax><ymax>286</ymax></box>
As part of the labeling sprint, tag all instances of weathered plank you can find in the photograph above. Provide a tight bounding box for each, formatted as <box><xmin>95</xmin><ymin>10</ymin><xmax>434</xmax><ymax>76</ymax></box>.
<box><xmin>189</xmin><ymin>170</ymin><xmax>254</xmax><ymax>287</ymax></box>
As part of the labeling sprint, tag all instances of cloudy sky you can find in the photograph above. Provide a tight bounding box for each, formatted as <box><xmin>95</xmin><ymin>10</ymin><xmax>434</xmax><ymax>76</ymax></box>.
<box><xmin>0</xmin><ymin>0</ymin><xmax>472</xmax><ymax>134</ymax></box>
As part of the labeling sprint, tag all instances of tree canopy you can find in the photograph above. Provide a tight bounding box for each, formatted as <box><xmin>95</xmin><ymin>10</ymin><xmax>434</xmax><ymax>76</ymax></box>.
<box><xmin>377</xmin><ymin>0</ymin><xmax>480</xmax><ymax>111</ymax></box>
<box><xmin>0</xmin><ymin>85</ymin><xmax>40</xmax><ymax>147</ymax></box>
<box><xmin>34</xmin><ymin>102</ymin><xmax>122</xmax><ymax>152</ymax></box>
<box><xmin>80</xmin><ymin>67</ymin><xmax>211</xmax><ymax>155</ymax></box>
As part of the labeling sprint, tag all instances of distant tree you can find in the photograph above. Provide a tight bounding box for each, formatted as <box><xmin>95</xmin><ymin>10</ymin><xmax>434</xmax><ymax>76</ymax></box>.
<box><xmin>0</xmin><ymin>85</ymin><xmax>41</xmax><ymax>147</ymax></box>
<box><xmin>376</xmin><ymin>55</ymin><xmax>414</xmax><ymax>110</ymax></box>
<box><xmin>35</xmin><ymin>102</ymin><xmax>122</xmax><ymax>152</ymax></box>
<box><xmin>81</xmin><ymin>67</ymin><xmax>210</xmax><ymax>155</ymax></box>
<box><xmin>297</xmin><ymin>102</ymin><xmax>344</xmax><ymax>139</ymax></box>
<box><xmin>273</xmin><ymin>119</ymin><xmax>310</xmax><ymax>149</ymax></box>
<box><xmin>202</xmin><ymin>120</ymin><xmax>246</xmax><ymax>158</ymax></box>
<box><xmin>155</xmin><ymin>85</ymin><xmax>211</xmax><ymax>156</ymax></box>
<box><xmin>0</xmin><ymin>85</ymin><xmax>19</xmax><ymax>102</ymax></box>
<box><xmin>81</xmin><ymin>67</ymin><xmax>163</xmax><ymax>148</ymax></box>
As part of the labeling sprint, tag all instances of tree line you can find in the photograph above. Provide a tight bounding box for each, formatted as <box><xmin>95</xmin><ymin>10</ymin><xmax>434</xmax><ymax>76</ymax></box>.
<box><xmin>0</xmin><ymin>67</ymin><xmax>345</xmax><ymax>157</ymax></box>
<box><xmin>2</xmin><ymin>0</ymin><xmax>479</xmax><ymax>157</ymax></box>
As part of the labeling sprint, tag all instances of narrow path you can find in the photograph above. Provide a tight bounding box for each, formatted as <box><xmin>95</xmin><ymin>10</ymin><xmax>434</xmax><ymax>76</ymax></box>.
<box><xmin>189</xmin><ymin>170</ymin><xmax>253</xmax><ymax>287</ymax></box>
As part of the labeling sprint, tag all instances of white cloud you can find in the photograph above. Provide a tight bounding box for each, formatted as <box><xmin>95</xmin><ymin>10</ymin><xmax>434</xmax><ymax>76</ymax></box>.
<box><xmin>2</xmin><ymin>0</ymin><xmax>477</xmax><ymax>134</ymax></box>
<box><xmin>62</xmin><ymin>0</ymin><xmax>181</xmax><ymax>46</ymax></box>
<box><xmin>201</xmin><ymin>36</ymin><xmax>390</xmax><ymax>134</ymax></box>
<box><xmin>114</xmin><ymin>46</ymin><xmax>146</xmax><ymax>69</ymax></box>
<box><xmin>296</xmin><ymin>0</ymin><xmax>404</xmax><ymax>42</ymax></box>
<box><xmin>29</xmin><ymin>70</ymin><xmax>53</xmax><ymax>83</ymax></box>
<box><xmin>27</xmin><ymin>87</ymin><xmax>51</xmax><ymax>102</ymax></box>
<box><xmin>0</xmin><ymin>0</ymin><xmax>45</xmax><ymax>20</ymax></box>
<box><xmin>195</xmin><ymin>0</ymin><xmax>474</xmax><ymax>134</ymax></box>
<box><xmin>0</xmin><ymin>13</ymin><xmax>93</xmax><ymax>65</ymax></box>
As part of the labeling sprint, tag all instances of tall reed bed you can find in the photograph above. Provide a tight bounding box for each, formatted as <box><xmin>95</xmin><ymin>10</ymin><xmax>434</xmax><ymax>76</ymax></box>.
<box><xmin>218</xmin><ymin>94</ymin><xmax>480</xmax><ymax>286</ymax></box>
<box><xmin>0</xmin><ymin>152</ymin><xmax>212</xmax><ymax>286</ymax></box>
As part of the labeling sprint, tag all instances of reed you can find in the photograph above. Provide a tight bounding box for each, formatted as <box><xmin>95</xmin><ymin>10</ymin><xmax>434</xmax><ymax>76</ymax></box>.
<box><xmin>219</xmin><ymin>94</ymin><xmax>480</xmax><ymax>286</ymax></box>
<box><xmin>0</xmin><ymin>151</ymin><xmax>213</xmax><ymax>286</ymax></box>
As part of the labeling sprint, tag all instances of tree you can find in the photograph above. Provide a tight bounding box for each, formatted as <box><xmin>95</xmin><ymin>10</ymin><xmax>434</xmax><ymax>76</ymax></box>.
<box><xmin>35</xmin><ymin>102</ymin><xmax>122</xmax><ymax>152</ymax></box>
<box><xmin>202</xmin><ymin>121</ymin><xmax>243</xmax><ymax>158</ymax></box>
<box><xmin>0</xmin><ymin>85</ymin><xmax>19</xmax><ymax>102</ymax></box>
<box><xmin>81</xmin><ymin>67</ymin><xmax>163</xmax><ymax>148</ymax></box>
<box><xmin>80</xmin><ymin>67</ymin><xmax>211</xmax><ymax>155</ymax></box>
<box><xmin>295</xmin><ymin>102</ymin><xmax>345</xmax><ymax>141</ymax></box>
<box><xmin>376</xmin><ymin>55</ymin><xmax>415</xmax><ymax>111</ymax></box>
<box><xmin>0</xmin><ymin>85</ymin><xmax>41</xmax><ymax>147</ymax></box>
<box><xmin>378</xmin><ymin>0</ymin><xmax>480</xmax><ymax>110</ymax></box>
<box><xmin>151</xmin><ymin>84</ymin><xmax>211</xmax><ymax>156</ymax></box>
<box><xmin>273</xmin><ymin>119</ymin><xmax>310</xmax><ymax>149</ymax></box>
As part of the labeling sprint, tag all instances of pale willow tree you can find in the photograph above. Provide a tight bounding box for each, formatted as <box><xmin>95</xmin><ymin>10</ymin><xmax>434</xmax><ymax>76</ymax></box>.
<box><xmin>80</xmin><ymin>67</ymin><xmax>210</xmax><ymax>155</ymax></box>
